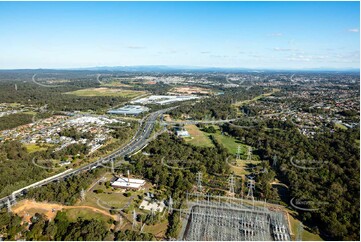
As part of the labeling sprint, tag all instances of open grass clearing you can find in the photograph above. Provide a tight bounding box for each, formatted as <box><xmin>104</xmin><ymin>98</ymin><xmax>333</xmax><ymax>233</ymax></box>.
<box><xmin>211</xmin><ymin>130</ymin><xmax>248</xmax><ymax>155</ymax></box>
<box><xmin>12</xmin><ymin>199</ymin><xmax>117</xmax><ymax>223</ymax></box>
<box><xmin>64</xmin><ymin>208</ymin><xmax>113</xmax><ymax>225</ymax></box>
<box><xmin>65</xmin><ymin>87</ymin><xmax>146</xmax><ymax>98</ymax></box>
<box><xmin>142</xmin><ymin>219</ymin><xmax>168</xmax><ymax>237</ymax></box>
<box><xmin>24</xmin><ymin>143</ymin><xmax>52</xmax><ymax>153</ymax></box>
<box><xmin>184</xmin><ymin>124</ymin><xmax>214</xmax><ymax>147</ymax></box>
<box><xmin>288</xmin><ymin>211</ymin><xmax>323</xmax><ymax>241</ymax></box>
<box><xmin>334</xmin><ymin>122</ymin><xmax>347</xmax><ymax>130</ymax></box>
<box><xmin>228</xmin><ymin>158</ymin><xmax>262</xmax><ymax>176</ymax></box>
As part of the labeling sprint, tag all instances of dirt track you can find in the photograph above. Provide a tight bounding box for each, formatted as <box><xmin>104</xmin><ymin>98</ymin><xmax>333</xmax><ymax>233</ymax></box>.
<box><xmin>12</xmin><ymin>199</ymin><xmax>117</xmax><ymax>222</ymax></box>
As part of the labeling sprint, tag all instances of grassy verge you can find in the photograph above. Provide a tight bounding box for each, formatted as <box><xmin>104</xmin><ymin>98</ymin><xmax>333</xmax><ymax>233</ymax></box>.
<box><xmin>288</xmin><ymin>211</ymin><xmax>323</xmax><ymax>241</ymax></box>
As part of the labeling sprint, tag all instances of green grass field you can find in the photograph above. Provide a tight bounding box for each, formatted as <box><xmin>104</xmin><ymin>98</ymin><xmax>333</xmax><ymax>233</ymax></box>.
<box><xmin>22</xmin><ymin>111</ymin><xmax>37</xmax><ymax>115</ymax></box>
<box><xmin>142</xmin><ymin>219</ymin><xmax>168</xmax><ymax>237</ymax></box>
<box><xmin>64</xmin><ymin>208</ymin><xmax>112</xmax><ymax>225</ymax></box>
<box><xmin>184</xmin><ymin>124</ymin><xmax>214</xmax><ymax>147</ymax></box>
<box><xmin>24</xmin><ymin>143</ymin><xmax>49</xmax><ymax>153</ymax></box>
<box><xmin>184</xmin><ymin>125</ymin><xmax>252</xmax><ymax>156</ymax></box>
<box><xmin>65</xmin><ymin>87</ymin><xmax>146</xmax><ymax>98</ymax></box>
<box><xmin>288</xmin><ymin>212</ymin><xmax>323</xmax><ymax>241</ymax></box>
<box><xmin>228</xmin><ymin>159</ymin><xmax>262</xmax><ymax>176</ymax></box>
<box><xmin>212</xmin><ymin>131</ymin><xmax>248</xmax><ymax>155</ymax></box>
<box><xmin>182</xmin><ymin>125</ymin><xmax>261</xmax><ymax>176</ymax></box>
<box><xmin>334</xmin><ymin>122</ymin><xmax>347</xmax><ymax>130</ymax></box>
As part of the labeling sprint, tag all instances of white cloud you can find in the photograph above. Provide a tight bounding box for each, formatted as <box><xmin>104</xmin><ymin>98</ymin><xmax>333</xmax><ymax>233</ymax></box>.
<box><xmin>286</xmin><ymin>50</ymin><xmax>360</xmax><ymax>64</ymax></box>
<box><xmin>347</xmin><ymin>28</ymin><xmax>359</xmax><ymax>33</ymax></box>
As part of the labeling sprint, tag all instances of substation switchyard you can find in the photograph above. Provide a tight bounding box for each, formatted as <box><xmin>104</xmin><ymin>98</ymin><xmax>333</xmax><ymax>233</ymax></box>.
<box><xmin>179</xmin><ymin>193</ymin><xmax>291</xmax><ymax>241</ymax></box>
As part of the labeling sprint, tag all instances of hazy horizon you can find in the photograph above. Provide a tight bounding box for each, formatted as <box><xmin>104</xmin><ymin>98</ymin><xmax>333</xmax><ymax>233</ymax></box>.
<box><xmin>0</xmin><ymin>1</ymin><xmax>359</xmax><ymax>69</ymax></box>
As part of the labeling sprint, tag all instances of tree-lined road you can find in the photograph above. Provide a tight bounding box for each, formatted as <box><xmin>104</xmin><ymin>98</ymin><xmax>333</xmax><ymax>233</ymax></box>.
<box><xmin>0</xmin><ymin>107</ymin><xmax>176</xmax><ymax>208</ymax></box>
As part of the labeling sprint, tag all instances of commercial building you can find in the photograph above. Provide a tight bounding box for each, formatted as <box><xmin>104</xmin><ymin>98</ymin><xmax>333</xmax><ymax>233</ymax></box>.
<box><xmin>111</xmin><ymin>172</ymin><xmax>146</xmax><ymax>190</ymax></box>
<box><xmin>131</xmin><ymin>95</ymin><xmax>199</xmax><ymax>105</ymax></box>
<box><xmin>108</xmin><ymin>105</ymin><xmax>149</xmax><ymax>116</ymax></box>
<box><xmin>176</xmin><ymin>130</ymin><xmax>190</xmax><ymax>137</ymax></box>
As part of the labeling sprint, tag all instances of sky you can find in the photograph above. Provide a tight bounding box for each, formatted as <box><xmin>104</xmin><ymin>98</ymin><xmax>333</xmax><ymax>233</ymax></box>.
<box><xmin>0</xmin><ymin>1</ymin><xmax>359</xmax><ymax>70</ymax></box>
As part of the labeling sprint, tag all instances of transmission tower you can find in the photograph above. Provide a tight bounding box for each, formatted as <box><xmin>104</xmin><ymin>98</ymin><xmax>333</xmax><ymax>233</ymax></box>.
<box><xmin>11</xmin><ymin>193</ymin><xmax>16</xmax><ymax>205</ymax></box>
<box><xmin>272</xmin><ymin>155</ymin><xmax>278</xmax><ymax>168</ymax></box>
<box><xmin>228</xmin><ymin>174</ymin><xmax>235</xmax><ymax>196</ymax></box>
<box><xmin>132</xmin><ymin>209</ymin><xmax>137</xmax><ymax>229</ymax></box>
<box><xmin>296</xmin><ymin>222</ymin><xmax>304</xmax><ymax>241</ymax></box>
<box><xmin>111</xmin><ymin>158</ymin><xmax>115</xmax><ymax>174</ymax></box>
<box><xmin>80</xmin><ymin>188</ymin><xmax>86</xmax><ymax>201</ymax></box>
<box><xmin>196</xmin><ymin>172</ymin><xmax>203</xmax><ymax>192</ymax></box>
<box><xmin>236</xmin><ymin>145</ymin><xmax>241</xmax><ymax>160</ymax></box>
<box><xmin>246</xmin><ymin>179</ymin><xmax>255</xmax><ymax>200</ymax></box>
<box><xmin>168</xmin><ymin>196</ymin><xmax>173</xmax><ymax>214</ymax></box>
<box><xmin>7</xmin><ymin>199</ymin><xmax>12</xmax><ymax>213</ymax></box>
<box><xmin>140</xmin><ymin>223</ymin><xmax>145</xmax><ymax>233</ymax></box>
<box><xmin>247</xmin><ymin>147</ymin><xmax>252</xmax><ymax>161</ymax></box>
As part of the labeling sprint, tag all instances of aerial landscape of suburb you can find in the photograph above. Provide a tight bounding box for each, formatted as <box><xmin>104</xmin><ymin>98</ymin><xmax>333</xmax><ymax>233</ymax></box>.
<box><xmin>0</xmin><ymin>1</ymin><xmax>359</xmax><ymax>241</ymax></box>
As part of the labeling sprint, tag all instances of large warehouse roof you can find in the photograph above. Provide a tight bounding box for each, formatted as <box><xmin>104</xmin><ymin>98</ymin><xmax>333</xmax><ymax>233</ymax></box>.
<box><xmin>108</xmin><ymin>105</ymin><xmax>149</xmax><ymax>115</ymax></box>
<box><xmin>111</xmin><ymin>177</ymin><xmax>146</xmax><ymax>189</ymax></box>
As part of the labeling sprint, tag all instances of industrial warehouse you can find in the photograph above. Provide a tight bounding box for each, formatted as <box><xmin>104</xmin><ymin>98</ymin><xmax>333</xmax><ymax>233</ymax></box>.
<box><xmin>130</xmin><ymin>95</ymin><xmax>199</xmax><ymax>105</ymax></box>
<box><xmin>111</xmin><ymin>174</ymin><xmax>146</xmax><ymax>190</ymax></box>
<box><xmin>108</xmin><ymin>105</ymin><xmax>149</xmax><ymax>116</ymax></box>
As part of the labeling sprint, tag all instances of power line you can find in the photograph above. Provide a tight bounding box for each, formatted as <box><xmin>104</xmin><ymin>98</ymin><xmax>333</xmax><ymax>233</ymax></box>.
<box><xmin>132</xmin><ymin>209</ymin><xmax>137</xmax><ymax>230</ymax></box>
<box><xmin>247</xmin><ymin>179</ymin><xmax>255</xmax><ymax>200</ymax></box>
<box><xmin>247</xmin><ymin>146</ymin><xmax>252</xmax><ymax>161</ymax></box>
<box><xmin>111</xmin><ymin>158</ymin><xmax>115</xmax><ymax>174</ymax></box>
<box><xmin>236</xmin><ymin>145</ymin><xmax>241</xmax><ymax>160</ymax></box>
<box><xmin>80</xmin><ymin>188</ymin><xmax>86</xmax><ymax>201</ymax></box>
<box><xmin>196</xmin><ymin>172</ymin><xmax>203</xmax><ymax>192</ymax></box>
<box><xmin>168</xmin><ymin>196</ymin><xmax>173</xmax><ymax>214</ymax></box>
<box><xmin>7</xmin><ymin>199</ymin><xmax>11</xmax><ymax>213</ymax></box>
<box><xmin>228</xmin><ymin>174</ymin><xmax>235</xmax><ymax>196</ymax></box>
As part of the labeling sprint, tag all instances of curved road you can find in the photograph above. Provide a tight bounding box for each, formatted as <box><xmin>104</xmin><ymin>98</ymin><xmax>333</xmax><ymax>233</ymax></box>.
<box><xmin>0</xmin><ymin>107</ymin><xmax>176</xmax><ymax>208</ymax></box>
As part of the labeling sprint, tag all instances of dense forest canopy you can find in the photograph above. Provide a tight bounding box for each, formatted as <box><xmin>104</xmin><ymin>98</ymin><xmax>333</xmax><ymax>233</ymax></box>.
<box><xmin>222</xmin><ymin>120</ymin><xmax>360</xmax><ymax>240</ymax></box>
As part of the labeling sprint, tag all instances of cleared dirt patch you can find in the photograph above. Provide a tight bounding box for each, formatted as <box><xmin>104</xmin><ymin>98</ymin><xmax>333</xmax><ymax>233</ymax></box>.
<box><xmin>169</xmin><ymin>86</ymin><xmax>212</xmax><ymax>95</ymax></box>
<box><xmin>12</xmin><ymin>199</ymin><xmax>117</xmax><ymax>222</ymax></box>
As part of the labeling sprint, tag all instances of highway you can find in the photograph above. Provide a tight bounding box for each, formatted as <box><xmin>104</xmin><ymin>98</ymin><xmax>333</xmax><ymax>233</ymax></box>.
<box><xmin>161</xmin><ymin>118</ymin><xmax>238</xmax><ymax>125</ymax></box>
<box><xmin>0</xmin><ymin>107</ymin><xmax>176</xmax><ymax>208</ymax></box>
